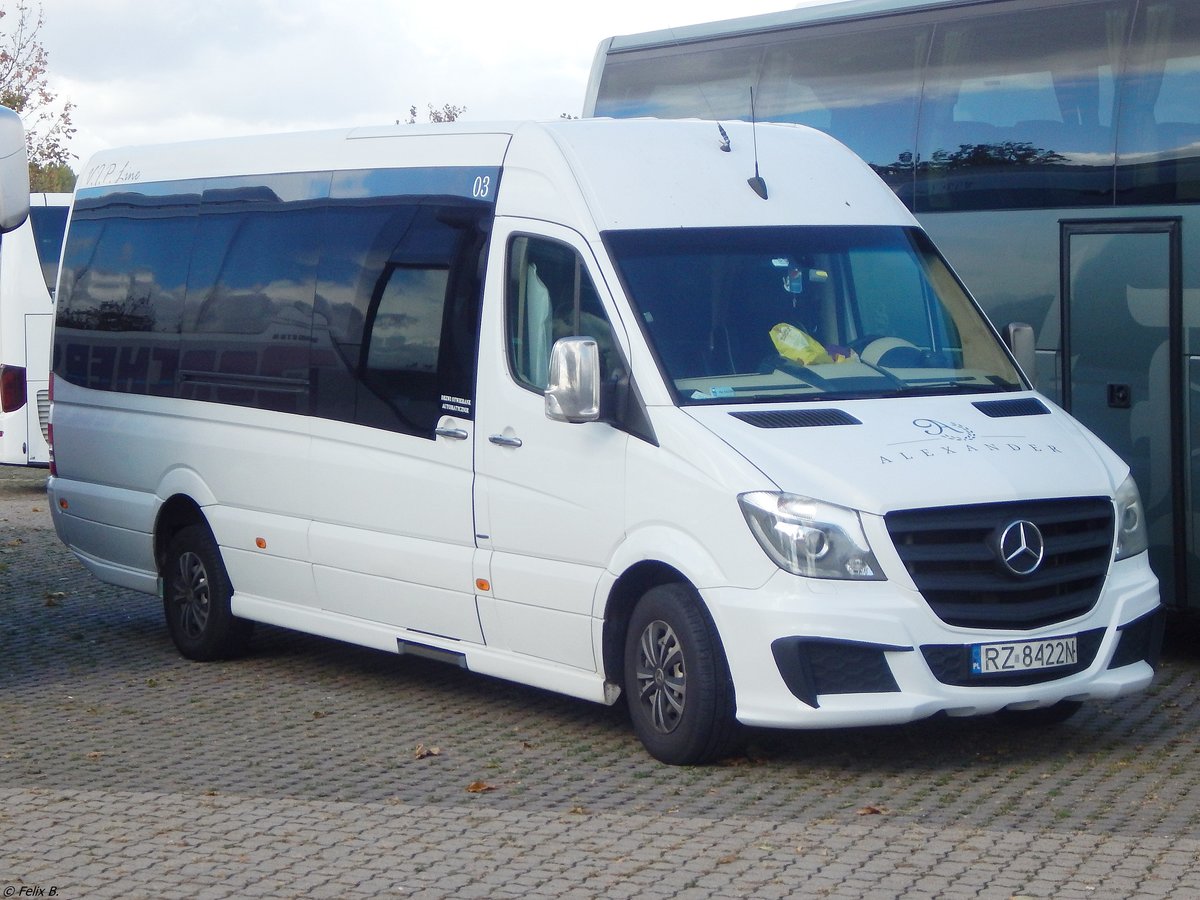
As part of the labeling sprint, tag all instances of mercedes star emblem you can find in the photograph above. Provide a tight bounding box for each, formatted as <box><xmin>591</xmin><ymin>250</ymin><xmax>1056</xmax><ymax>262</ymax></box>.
<box><xmin>998</xmin><ymin>519</ymin><xmax>1045</xmax><ymax>576</ymax></box>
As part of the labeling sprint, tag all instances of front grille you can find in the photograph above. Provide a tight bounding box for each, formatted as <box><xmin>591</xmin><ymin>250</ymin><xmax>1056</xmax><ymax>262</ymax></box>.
<box><xmin>886</xmin><ymin>498</ymin><xmax>1114</xmax><ymax>630</ymax></box>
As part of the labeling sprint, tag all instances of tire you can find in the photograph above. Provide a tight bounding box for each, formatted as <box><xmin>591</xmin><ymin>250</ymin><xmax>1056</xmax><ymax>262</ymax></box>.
<box><xmin>995</xmin><ymin>699</ymin><xmax>1083</xmax><ymax>727</ymax></box>
<box><xmin>624</xmin><ymin>583</ymin><xmax>737</xmax><ymax>765</ymax></box>
<box><xmin>162</xmin><ymin>524</ymin><xmax>252</xmax><ymax>661</ymax></box>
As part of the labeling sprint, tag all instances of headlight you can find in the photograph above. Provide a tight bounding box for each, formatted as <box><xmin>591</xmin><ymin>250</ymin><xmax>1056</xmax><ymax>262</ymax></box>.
<box><xmin>738</xmin><ymin>492</ymin><xmax>885</xmax><ymax>580</ymax></box>
<box><xmin>1114</xmin><ymin>474</ymin><xmax>1148</xmax><ymax>560</ymax></box>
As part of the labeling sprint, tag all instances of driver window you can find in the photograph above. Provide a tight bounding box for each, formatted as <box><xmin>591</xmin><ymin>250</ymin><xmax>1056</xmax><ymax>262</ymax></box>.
<box><xmin>506</xmin><ymin>236</ymin><xmax>622</xmax><ymax>392</ymax></box>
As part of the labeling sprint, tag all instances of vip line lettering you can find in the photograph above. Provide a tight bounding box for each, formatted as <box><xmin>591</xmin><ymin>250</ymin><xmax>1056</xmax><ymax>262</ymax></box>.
<box><xmin>83</xmin><ymin>160</ymin><xmax>142</xmax><ymax>187</ymax></box>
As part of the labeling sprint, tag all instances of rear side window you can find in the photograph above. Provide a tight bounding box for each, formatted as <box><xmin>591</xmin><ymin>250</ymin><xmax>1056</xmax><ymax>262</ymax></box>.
<box><xmin>54</xmin><ymin>192</ymin><xmax>199</xmax><ymax>396</ymax></box>
<box><xmin>55</xmin><ymin>171</ymin><xmax>492</xmax><ymax>436</ymax></box>
<box><xmin>180</xmin><ymin>185</ymin><xmax>323</xmax><ymax>414</ymax></box>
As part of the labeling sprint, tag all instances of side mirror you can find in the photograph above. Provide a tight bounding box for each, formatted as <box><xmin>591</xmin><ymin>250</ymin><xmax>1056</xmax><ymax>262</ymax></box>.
<box><xmin>545</xmin><ymin>337</ymin><xmax>600</xmax><ymax>423</ymax></box>
<box><xmin>1003</xmin><ymin>322</ymin><xmax>1036</xmax><ymax>387</ymax></box>
<box><xmin>0</xmin><ymin>107</ymin><xmax>29</xmax><ymax>234</ymax></box>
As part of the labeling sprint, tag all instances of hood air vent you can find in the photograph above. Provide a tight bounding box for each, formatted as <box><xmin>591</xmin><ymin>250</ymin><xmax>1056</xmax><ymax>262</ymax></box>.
<box><xmin>972</xmin><ymin>398</ymin><xmax>1050</xmax><ymax>418</ymax></box>
<box><xmin>732</xmin><ymin>409</ymin><xmax>861</xmax><ymax>429</ymax></box>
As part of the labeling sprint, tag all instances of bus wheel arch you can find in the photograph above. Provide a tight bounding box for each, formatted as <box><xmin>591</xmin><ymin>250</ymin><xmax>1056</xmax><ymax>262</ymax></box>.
<box><xmin>155</xmin><ymin>495</ymin><xmax>252</xmax><ymax>660</ymax></box>
<box><xmin>154</xmin><ymin>493</ymin><xmax>208</xmax><ymax>574</ymax></box>
<box><xmin>603</xmin><ymin>562</ymin><xmax>738</xmax><ymax>764</ymax></box>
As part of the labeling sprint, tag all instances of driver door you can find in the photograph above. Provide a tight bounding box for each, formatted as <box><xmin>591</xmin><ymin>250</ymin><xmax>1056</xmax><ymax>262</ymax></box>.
<box><xmin>472</xmin><ymin>224</ymin><xmax>630</xmax><ymax>669</ymax></box>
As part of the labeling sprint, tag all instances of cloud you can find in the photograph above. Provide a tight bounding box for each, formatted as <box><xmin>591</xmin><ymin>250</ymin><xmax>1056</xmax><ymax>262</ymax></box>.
<box><xmin>40</xmin><ymin>0</ymin><xmax>809</xmax><ymax>163</ymax></box>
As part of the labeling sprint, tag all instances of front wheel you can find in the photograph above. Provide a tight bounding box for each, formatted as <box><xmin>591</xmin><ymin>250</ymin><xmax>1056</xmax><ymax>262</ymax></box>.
<box><xmin>624</xmin><ymin>583</ymin><xmax>737</xmax><ymax>765</ymax></box>
<box><xmin>162</xmin><ymin>524</ymin><xmax>252</xmax><ymax>661</ymax></box>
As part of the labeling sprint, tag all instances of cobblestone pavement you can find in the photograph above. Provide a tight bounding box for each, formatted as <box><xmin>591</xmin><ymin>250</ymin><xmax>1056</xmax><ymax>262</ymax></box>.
<box><xmin>2</xmin><ymin>465</ymin><xmax>1198</xmax><ymax>899</ymax></box>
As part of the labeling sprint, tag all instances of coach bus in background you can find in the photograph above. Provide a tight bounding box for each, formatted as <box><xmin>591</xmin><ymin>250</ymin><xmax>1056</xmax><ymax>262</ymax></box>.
<box><xmin>0</xmin><ymin>191</ymin><xmax>70</xmax><ymax>466</ymax></box>
<box><xmin>584</xmin><ymin>0</ymin><xmax>1200</xmax><ymax>610</ymax></box>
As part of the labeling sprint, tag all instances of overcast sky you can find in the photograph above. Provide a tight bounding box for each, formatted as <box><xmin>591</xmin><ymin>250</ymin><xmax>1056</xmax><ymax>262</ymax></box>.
<box><xmin>38</xmin><ymin>0</ymin><xmax>837</xmax><ymax>168</ymax></box>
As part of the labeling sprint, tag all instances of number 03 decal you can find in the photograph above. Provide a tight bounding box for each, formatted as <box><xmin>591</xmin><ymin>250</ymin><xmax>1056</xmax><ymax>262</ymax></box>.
<box><xmin>472</xmin><ymin>175</ymin><xmax>491</xmax><ymax>198</ymax></box>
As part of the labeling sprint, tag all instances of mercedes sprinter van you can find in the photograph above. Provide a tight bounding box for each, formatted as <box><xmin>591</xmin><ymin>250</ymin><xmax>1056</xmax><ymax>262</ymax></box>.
<box><xmin>44</xmin><ymin>119</ymin><xmax>1161</xmax><ymax>763</ymax></box>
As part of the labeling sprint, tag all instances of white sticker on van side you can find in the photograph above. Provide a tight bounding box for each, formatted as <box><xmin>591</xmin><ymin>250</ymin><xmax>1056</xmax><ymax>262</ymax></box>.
<box><xmin>441</xmin><ymin>394</ymin><xmax>472</xmax><ymax>416</ymax></box>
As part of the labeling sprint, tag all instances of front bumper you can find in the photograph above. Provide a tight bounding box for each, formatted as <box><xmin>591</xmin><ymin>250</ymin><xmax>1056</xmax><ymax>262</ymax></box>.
<box><xmin>704</xmin><ymin>552</ymin><xmax>1161</xmax><ymax>729</ymax></box>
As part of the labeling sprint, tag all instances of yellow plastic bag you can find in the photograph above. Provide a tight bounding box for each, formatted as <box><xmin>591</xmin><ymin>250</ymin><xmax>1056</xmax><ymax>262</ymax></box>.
<box><xmin>770</xmin><ymin>322</ymin><xmax>833</xmax><ymax>366</ymax></box>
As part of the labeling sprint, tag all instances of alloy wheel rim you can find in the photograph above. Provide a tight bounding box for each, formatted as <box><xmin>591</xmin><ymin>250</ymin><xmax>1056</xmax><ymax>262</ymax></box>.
<box><xmin>173</xmin><ymin>551</ymin><xmax>211</xmax><ymax>639</ymax></box>
<box><xmin>635</xmin><ymin>619</ymin><xmax>686</xmax><ymax>734</ymax></box>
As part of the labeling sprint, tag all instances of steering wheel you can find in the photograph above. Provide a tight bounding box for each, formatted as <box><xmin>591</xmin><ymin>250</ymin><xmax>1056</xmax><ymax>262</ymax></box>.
<box><xmin>855</xmin><ymin>336</ymin><xmax>923</xmax><ymax>368</ymax></box>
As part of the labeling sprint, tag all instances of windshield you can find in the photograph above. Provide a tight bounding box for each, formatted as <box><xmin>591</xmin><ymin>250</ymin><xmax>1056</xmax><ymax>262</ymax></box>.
<box><xmin>604</xmin><ymin>226</ymin><xmax>1024</xmax><ymax>404</ymax></box>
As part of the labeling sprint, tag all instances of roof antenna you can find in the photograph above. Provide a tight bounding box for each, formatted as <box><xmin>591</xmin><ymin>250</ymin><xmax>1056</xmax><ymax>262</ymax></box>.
<box><xmin>717</xmin><ymin>122</ymin><xmax>731</xmax><ymax>152</ymax></box>
<box><xmin>747</xmin><ymin>86</ymin><xmax>768</xmax><ymax>200</ymax></box>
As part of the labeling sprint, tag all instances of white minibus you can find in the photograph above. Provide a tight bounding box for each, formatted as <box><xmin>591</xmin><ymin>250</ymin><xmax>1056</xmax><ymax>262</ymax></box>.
<box><xmin>41</xmin><ymin>118</ymin><xmax>1160</xmax><ymax>763</ymax></box>
<box><xmin>0</xmin><ymin>191</ymin><xmax>69</xmax><ymax>466</ymax></box>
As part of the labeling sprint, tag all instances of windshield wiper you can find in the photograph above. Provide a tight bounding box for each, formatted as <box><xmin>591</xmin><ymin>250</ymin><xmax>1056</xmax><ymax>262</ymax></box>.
<box><xmin>891</xmin><ymin>381</ymin><xmax>1014</xmax><ymax>397</ymax></box>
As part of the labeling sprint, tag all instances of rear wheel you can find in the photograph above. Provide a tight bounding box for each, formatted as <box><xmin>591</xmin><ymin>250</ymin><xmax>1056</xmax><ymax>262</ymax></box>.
<box><xmin>162</xmin><ymin>524</ymin><xmax>252</xmax><ymax>660</ymax></box>
<box><xmin>624</xmin><ymin>583</ymin><xmax>737</xmax><ymax>765</ymax></box>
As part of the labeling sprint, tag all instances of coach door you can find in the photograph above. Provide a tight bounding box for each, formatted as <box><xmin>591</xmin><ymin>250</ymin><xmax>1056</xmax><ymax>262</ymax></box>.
<box><xmin>23</xmin><ymin>312</ymin><xmax>52</xmax><ymax>464</ymax></box>
<box><xmin>1061</xmin><ymin>219</ymin><xmax>1184</xmax><ymax>605</ymax></box>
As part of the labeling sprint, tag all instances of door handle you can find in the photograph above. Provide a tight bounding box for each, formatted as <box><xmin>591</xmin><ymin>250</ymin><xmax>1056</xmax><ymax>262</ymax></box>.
<box><xmin>435</xmin><ymin>425</ymin><xmax>469</xmax><ymax>440</ymax></box>
<box><xmin>1107</xmin><ymin>384</ymin><xmax>1132</xmax><ymax>409</ymax></box>
<box><xmin>488</xmin><ymin>434</ymin><xmax>523</xmax><ymax>448</ymax></box>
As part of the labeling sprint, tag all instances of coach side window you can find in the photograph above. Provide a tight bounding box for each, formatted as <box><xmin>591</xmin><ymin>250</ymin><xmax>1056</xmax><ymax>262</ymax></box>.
<box><xmin>1117</xmin><ymin>0</ymin><xmax>1200</xmax><ymax>203</ymax></box>
<box><xmin>29</xmin><ymin>205</ymin><xmax>69</xmax><ymax>293</ymax></box>
<box><xmin>916</xmin><ymin>0</ymin><xmax>1131</xmax><ymax>211</ymax></box>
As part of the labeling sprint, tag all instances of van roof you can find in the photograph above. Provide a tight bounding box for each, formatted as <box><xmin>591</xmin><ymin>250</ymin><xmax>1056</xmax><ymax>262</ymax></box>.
<box><xmin>76</xmin><ymin>118</ymin><xmax>914</xmax><ymax>233</ymax></box>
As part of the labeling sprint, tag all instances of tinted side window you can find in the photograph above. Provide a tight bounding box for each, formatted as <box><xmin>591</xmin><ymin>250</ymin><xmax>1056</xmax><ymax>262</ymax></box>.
<box><xmin>1117</xmin><ymin>0</ymin><xmax>1200</xmax><ymax>203</ymax></box>
<box><xmin>181</xmin><ymin>183</ymin><xmax>324</xmax><ymax>414</ymax></box>
<box><xmin>29</xmin><ymin>205</ymin><xmax>68</xmax><ymax>292</ymax></box>
<box><xmin>55</xmin><ymin>174</ymin><xmax>491</xmax><ymax>429</ymax></box>
<box><xmin>313</xmin><ymin>201</ymin><xmax>421</xmax><ymax>423</ymax></box>
<box><xmin>53</xmin><ymin>193</ymin><xmax>198</xmax><ymax>395</ymax></box>
<box><xmin>316</xmin><ymin>200</ymin><xmax>488</xmax><ymax>437</ymax></box>
<box><xmin>916</xmin><ymin>0</ymin><xmax>1133</xmax><ymax>211</ymax></box>
<box><xmin>357</xmin><ymin>264</ymin><xmax>449</xmax><ymax>434</ymax></box>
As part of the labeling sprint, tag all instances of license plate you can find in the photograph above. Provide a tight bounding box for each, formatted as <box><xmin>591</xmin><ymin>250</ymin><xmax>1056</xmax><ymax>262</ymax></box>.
<box><xmin>970</xmin><ymin>635</ymin><xmax>1078</xmax><ymax>675</ymax></box>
